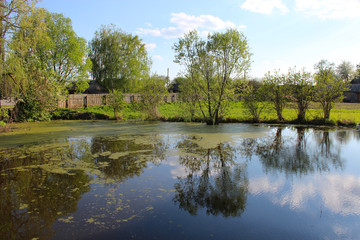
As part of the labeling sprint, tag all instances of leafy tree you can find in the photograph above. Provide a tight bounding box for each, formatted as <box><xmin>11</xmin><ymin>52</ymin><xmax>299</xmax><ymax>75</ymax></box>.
<box><xmin>107</xmin><ymin>89</ymin><xmax>125</xmax><ymax>120</ymax></box>
<box><xmin>262</xmin><ymin>70</ymin><xmax>288</xmax><ymax>121</ymax></box>
<box><xmin>5</xmin><ymin>7</ymin><xmax>91</xmax><ymax>121</ymax></box>
<box><xmin>43</xmin><ymin>11</ymin><xmax>92</xmax><ymax>93</ymax></box>
<box><xmin>7</xmin><ymin>7</ymin><xmax>59</xmax><ymax>121</ymax></box>
<box><xmin>336</xmin><ymin>60</ymin><xmax>354</xmax><ymax>81</ymax></box>
<box><xmin>241</xmin><ymin>80</ymin><xmax>267</xmax><ymax>122</ymax></box>
<box><xmin>314</xmin><ymin>60</ymin><xmax>349</xmax><ymax>120</ymax></box>
<box><xmin>89</xmin><ymin>25</ymin><xmax>150</xmax><ymax>92</ymax></box>
<box><xmin>176</xmin><ymin>75</ymin><xmax>199</xmax><ymax>121</ymax></box>
<box><xmin>287</xmin><ymin>68</ymin><xmax>313</xmax><ymax>122</ymax></box>
<box><xmin>140</xmin><ymin>74</ymin><xmax>168</xmax><ymax>119</ymax></box>
<box><xmin>0</xmin><ymin>0</ymin><xmax>38</xmax><ymax>98</ymax></box>
<box><xmin>356</xmin><ymin>63</ymin><xmax>360</xmax><ymax>77</ymax></box>
<box><xmin>174</xmin><ymin>29</ymin><xmax>251</xmax><ymax>125</ymax></box>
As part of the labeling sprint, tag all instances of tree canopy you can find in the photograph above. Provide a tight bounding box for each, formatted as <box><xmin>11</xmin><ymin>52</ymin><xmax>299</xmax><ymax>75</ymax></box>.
<box><xmin>174</xmin><ymin>29</ymin><xmax>251</xmax><ymax>125</ymax></box>
<box><xmin>89</xmin><ymin>25</ymin><xmax>151</xmax><ymax>93</ymax></box>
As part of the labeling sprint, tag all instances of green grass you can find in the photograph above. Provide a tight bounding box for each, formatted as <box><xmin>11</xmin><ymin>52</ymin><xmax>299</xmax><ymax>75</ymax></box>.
<box><xmin>159</xmin><ymin>101</ymin><xmax>360</xmax><ymax>126</ymax></box>
<box><xmin>50</xmin><ymin>101</ymin><xmax>360</xmax><ymax>126</ymax></box>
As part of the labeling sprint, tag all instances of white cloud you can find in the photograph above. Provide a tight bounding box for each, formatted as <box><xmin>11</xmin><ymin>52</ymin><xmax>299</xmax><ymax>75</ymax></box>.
<box><xmin>145</xmin><ymin>43</ymin><xmax>157</xmax><ymax>52</ymax></box>
<box><xmin>241</xmin><ymin>0</ymin><xmax>289</xmax><ymax>14</ymax></box>
<box><xmin>153</xmin><ymin>55</ymin><xmax>164</xmax><ymax>61</ymax></box>
<box><xmin>295</xmin><ymin>0</ymin><xmax>360</xmax><ymax>19</ymax></box>
<box><xmin>137</xmin><ymin>12</ymin><xmax>243</xmax><ymax>39</ymax></box>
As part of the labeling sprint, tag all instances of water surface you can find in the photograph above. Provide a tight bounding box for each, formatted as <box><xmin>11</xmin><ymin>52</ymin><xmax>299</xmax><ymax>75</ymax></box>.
<box><xmin>1</xmin><ymin>121</ymin><xmax>360</xmax><ymax>239</ymax></box>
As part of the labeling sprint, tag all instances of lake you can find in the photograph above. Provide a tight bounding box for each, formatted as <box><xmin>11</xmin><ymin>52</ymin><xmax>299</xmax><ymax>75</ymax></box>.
<box><xmin>1</xmin><ymin>121</ymin><xmax>360</xmax><ymax>240</ymax></box>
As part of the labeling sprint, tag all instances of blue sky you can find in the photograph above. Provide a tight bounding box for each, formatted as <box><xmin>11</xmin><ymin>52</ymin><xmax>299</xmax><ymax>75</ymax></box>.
<box><xmin>38</xmin><ymin>0</ymin><xmax>360</xmax><ymax>80</ymax></box>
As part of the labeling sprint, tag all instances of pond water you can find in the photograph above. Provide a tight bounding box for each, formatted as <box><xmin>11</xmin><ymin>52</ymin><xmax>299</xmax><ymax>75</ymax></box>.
<box><xmin>1</xmin><ymin>121</ymin><xmax>360</xmax><ymax>240</ymax></box>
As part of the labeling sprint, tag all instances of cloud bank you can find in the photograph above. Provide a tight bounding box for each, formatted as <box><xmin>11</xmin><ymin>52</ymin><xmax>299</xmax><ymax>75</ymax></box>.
<box><xmin>138</xmin><ymin>12</ymin><xmax>245</xmax><ymax>39</ymax></box>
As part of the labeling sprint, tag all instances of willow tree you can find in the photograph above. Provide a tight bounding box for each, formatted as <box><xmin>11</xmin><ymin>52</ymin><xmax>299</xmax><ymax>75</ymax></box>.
<box><xmin>89</xmin><ymin>25</ymin><xmax>150</xmax><ymax>93</ymax></box>
<box><xmin>7</xmin><ymin>7</ymin><xmax>58</xmax><ymax>121</ymax></box>
<box><xmin>174</xmin><ymin>29</ymin><xmax>251</xmax><ymax>125</ymax></box>
<box><xmin>0</xmin><ymin>0</ymin><xmax>38</xmax><ymax>98</ymax></box>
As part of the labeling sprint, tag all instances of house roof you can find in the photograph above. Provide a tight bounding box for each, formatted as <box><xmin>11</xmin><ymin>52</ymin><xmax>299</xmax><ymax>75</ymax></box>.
<box><xmin>348</xmin><ymin>84</ymin><xmax>360</xmax><ymax>92</ymax></box>
<box><xmin>350</xmin><ymin>76</ymin><xmax>360</xmax><ymax>84</ymax></box>
<box><xmin>84</xmin><ymin>81</ymin><xmax>109</xmax><ymax>94</ymax></box>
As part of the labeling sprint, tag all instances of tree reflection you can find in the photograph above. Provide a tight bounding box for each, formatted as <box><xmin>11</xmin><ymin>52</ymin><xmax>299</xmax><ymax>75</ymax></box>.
<box><xmin>0</xmin><ymin>141</ymin><xmax>92</xmax><ymax>240</ymax></box>
<box><xmin>174</xmin><ymin>139</ymin><xmax>248</xmax><ymax>217</ymax></box>
<box><xmin>239</xmin><ymin>127</ymin><xmax>344</xmax><ymax>176</ymax></box>
<box><xmin>90</xmin><ymin>135</ymin><xmax>168</xmax><ymax>181</ymax></box>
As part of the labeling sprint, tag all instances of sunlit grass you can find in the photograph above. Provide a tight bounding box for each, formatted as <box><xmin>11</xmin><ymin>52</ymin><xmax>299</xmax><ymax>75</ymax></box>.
<box><xmin>159</xmin><ymin>101</ymin><xmax>360</xmax><ymax>125</ymax></box>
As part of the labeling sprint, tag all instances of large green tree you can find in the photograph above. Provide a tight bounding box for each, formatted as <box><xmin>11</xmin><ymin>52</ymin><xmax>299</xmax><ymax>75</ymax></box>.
<box><xmin>6</xmin><ymin>7</ymin><xmax>58</xmax><ymax>121</ymax></box>
<box><xmin>174</xmin><ymin>29</ymin><xmax>251</xmax><ymax>125</ymax></box>
<box><xmin>89</xmin><ymin>25</ymin><xmax>150</xmax><ymax>93</ymax></box>
<box><xmin>0</xmin><ymin>0</ymin><xmax>38</xmax><ymax>98</ymax></box>
<box><xmin>5</xmin><ymin>7</ymin><xmax>91</xmax><ymax>121</ymax></box>
<box><xmin>43</xmin><ymin>11</ymin><xmax>92</xmax><ymax>93</ymax></box>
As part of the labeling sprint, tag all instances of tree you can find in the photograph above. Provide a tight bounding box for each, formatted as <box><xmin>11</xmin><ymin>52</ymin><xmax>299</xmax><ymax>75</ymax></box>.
<box><xmin>4</xmin><ymin>7</ymin><xmax>92</xmax><ymax>121</ymax></box>
<box><xmin>89</xmin><ymin>25</ymin><xmax>150</xmax><ymax>93</ymax></box>
<box><xmin>174</xmin><ymin>29</ymin><xmax>251</xmax><ymax>125</ymax></box>
<box><xmin>356</xmin><ymin>63</ymin><xmax>360</xmax><ymax>77</ymax></box>
<box><xmin>43</xmin><ymin>11</ymin><xmax>92</xmax><ymax>93</ymax></box>
<box><xmin>6</xmin><ymin>7</ymin><xmax>59</xmax><ymax>121</ymax></box>
<box><xmin>107</xmin><ymin>89</ymin><xmax>125</xmax><ymax>120</ymax></box>
<box><xmin>241</xmin><ymin>80</ymin><xmax>267</xmax><ymax>122</ymax></box>
<box><xmin>176</xmin><ymin>75</ymin><xmax>199</xmax><ymax>121</ymax></box>
<box><xmin>140</xmin><ymin>74</ymin><xmax>168</xmax><ymax>120</ymax></box>
<box><xmin>287</xmin><ymin>68</ymin><xmax>313</xmax><ymax>122</ymax></box>
<box><xmin>336</xmin><ymin>60</ymin><xmax>354</xmax><ymax>81</ymax></box>
<box><xmin>0</xmin><ymin>0</ymin><xmax>38</xmax><ymax>98</ymax></box>
<box><xmin>0</xmin><ymin>0</ymin><xmax>37</xmax><ymax>59</ymax></box>
<box><xmin>262</xmin><ymin>70</ymin><xmax>288</xmax><ymax>121</ymax></box>
<box><xmin>314</xmin><ymin>60</ymin><xmax>349</xmax><ymax>120</ymax></box>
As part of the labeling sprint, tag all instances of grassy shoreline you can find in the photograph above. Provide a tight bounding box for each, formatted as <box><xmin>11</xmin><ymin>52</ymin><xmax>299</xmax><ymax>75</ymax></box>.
<box><xmin>1</xmin><ymin>101</ymin><xmax>360</xmax><ymax>133</ymax></box>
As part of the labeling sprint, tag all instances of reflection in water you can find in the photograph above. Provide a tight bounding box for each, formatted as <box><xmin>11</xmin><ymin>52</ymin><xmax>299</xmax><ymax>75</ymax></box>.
<box><xmin>0</xmin><ymin>141</ymin><xmax>92</xmax><ymax>239</ymax></box>
<box><xmin>174</xmin><ymin>138</ymin><xmax>248</xmax><ymax>217</ymax></box>
<box><xmin>0</xmin><ymin>122</ymin><xmax>359</xmax><ymax>240</ymax></box>
<box><xmin>90</xmin><ymin>135</ymin><xmax>167</xmax><ymax>182</ymax></box>
<box><xmin>240</xmin><ymin>127</ymin><xmax>344</xmax><ymax>176</ymax></box>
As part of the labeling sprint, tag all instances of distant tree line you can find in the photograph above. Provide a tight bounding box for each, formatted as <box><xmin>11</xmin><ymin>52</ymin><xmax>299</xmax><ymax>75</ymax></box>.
<box><xmin>174</xmin><ymin>59</ymin><xmax>354</xmax><ymax>124</ymax></box>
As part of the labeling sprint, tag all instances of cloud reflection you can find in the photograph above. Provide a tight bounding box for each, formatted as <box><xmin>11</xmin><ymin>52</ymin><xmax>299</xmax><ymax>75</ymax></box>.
<box><xmin>250</xmin><ymin>174</ymin><xmax>360</xmax><ymax>215</ymax></box>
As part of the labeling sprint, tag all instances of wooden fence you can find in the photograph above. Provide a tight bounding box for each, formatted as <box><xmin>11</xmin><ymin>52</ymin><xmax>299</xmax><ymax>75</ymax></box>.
<box><xmin>58</xmin><ymin>93</ymin><xmax>179</xmax><ymax>109</ymax></box>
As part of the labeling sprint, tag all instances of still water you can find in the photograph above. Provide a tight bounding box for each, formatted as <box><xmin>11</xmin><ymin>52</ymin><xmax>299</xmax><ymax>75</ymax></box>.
<box><xmin>1</xmin><ymin>121</ymin><xmax>360</xmax><ymax>240</ymax></box>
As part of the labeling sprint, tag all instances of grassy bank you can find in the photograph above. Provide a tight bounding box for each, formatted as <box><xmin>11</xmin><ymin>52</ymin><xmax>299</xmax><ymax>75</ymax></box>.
<box><xmin>5</xmin><ymin>101</ymin><xmax>358</xmax><ymax>128</ymax></box>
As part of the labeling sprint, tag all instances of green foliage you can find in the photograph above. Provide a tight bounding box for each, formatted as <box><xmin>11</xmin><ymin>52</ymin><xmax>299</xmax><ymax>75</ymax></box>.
<box><xmin>262</xmin><ymin>70</ymin><xmax>288</xmax><ymax>121</ymax></box>
<box><xmin>7</xmin><ymin>8</ymin><xmax>59</xmax><ymax>121</ymax></box>
<box><xmin>89</xmin><ymin>25</ymin><xmax>150</xmax><ymax>92</ymax></box>
<box><xmin>336</xmin><ymin>60</ymin><xmax>354</xmax><ymax>81</ymax></box>
<box><xmin>140</xmin><ymin>74</ymin><xmax>168</xmax><ymax>120</ymax></box>
<box><xmin>314</xmin><ymin>59</ymin><xmax>349</xmax><ymax>120</ymax></box>
<box><xmin>287</xmin><ymin>68</ymin><xmax>313</xmax><ymax>122</ymax></box>
<box><xmin>43</xmin><ymin>11</ymin><xmax>92</xmax><ymax>93</ymax></box>
<box><xmin>2</xmin><ymin>6</ymin><xmax>91</xmax><ymax>121</ymax></box>
<box><xmin>241</xmin><ymin>81</ymin><xmax>268</xmax><ymax>122</ymax></box>
<box><xmin>108</xmin><ymin>90</ymin><xmax>125</xmax><ymax>120</ymax></box>
<box><xmin>174</xmin><ymin>29</ymin><xmax>251</xmax><ymax>125</ymax></box>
